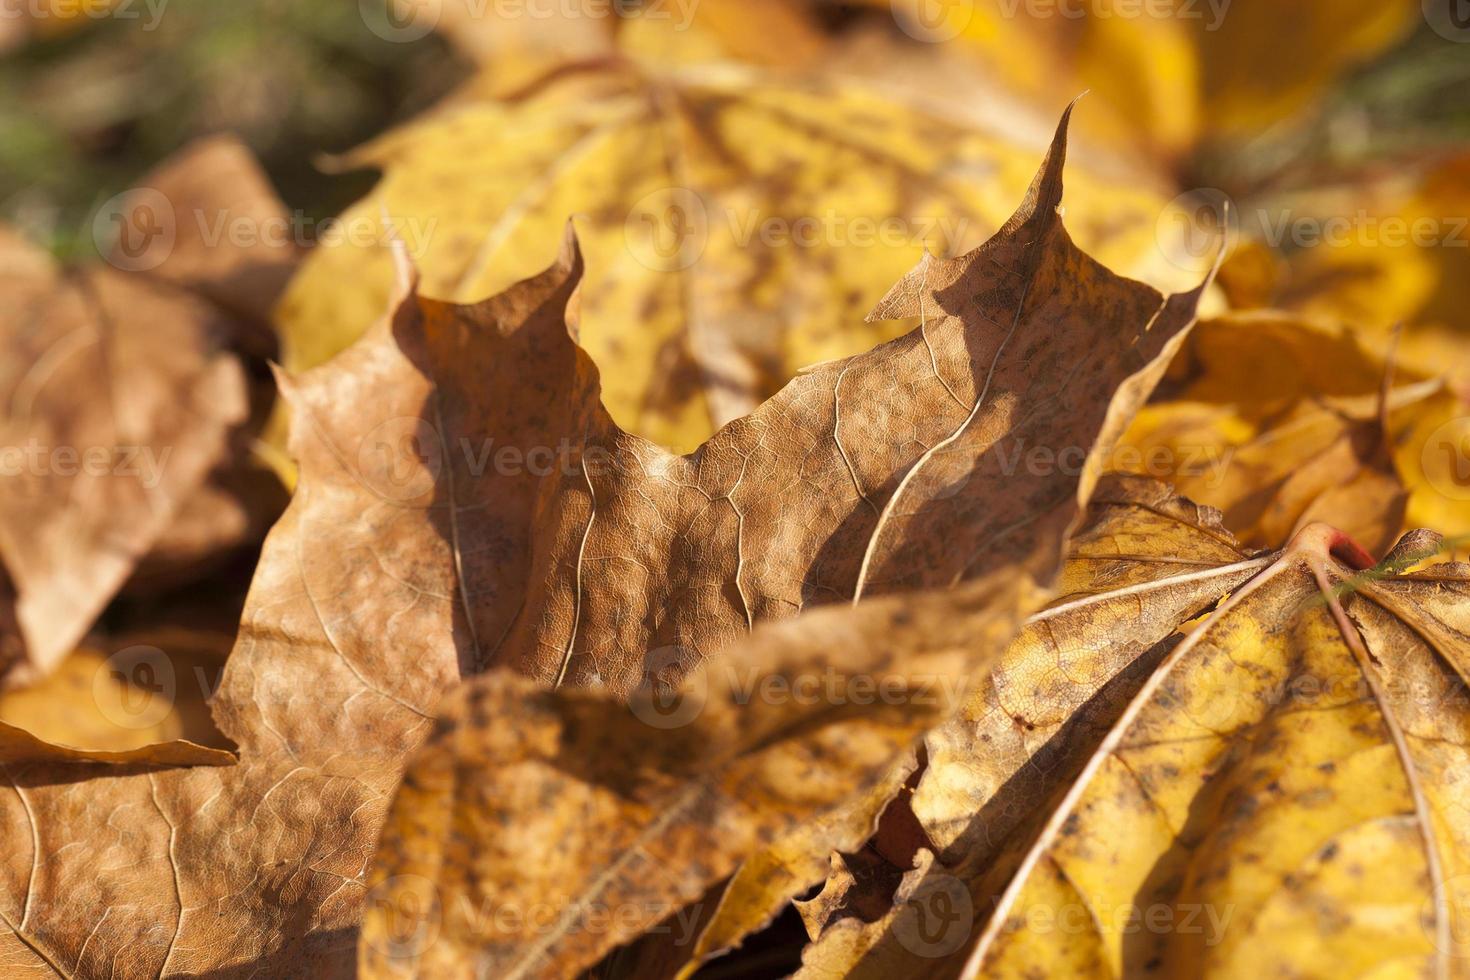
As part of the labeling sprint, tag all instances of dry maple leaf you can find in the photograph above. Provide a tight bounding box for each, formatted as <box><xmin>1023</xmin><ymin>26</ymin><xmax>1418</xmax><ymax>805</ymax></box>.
<box><xmin>791</xmin><ymin>475</ymin><xmax>1470</xmax><ymax>978</ymax></box>
<box><xmin>0</xmin><ymin>105</ymin><xmax>1212</xmax><ymax>978</ymax></box>
<box><xmin>0</xmin><ymin>242</ymin><xmax>236</xmax><ymax>682</ymax></box>
<box><xmin>110</xmin><ymin>137</ymin><xmax>300</xmax><ymax>582</ymax></box>
<box><xmin>0</xmin><ymin>136</ymin><xmax>295</xmax><ymax>687</ymax></box>
<box><xmin>349</xmin><ymin>106</ymin><xmax>1217</xmax><ymax>980</ymax></box>
<box><xmin>359</xmin><ymin>578</ymin><xmax>1028</xmax><ymax>980</ymax></box>
<box><xmin>286</xmin><ymin>102</ymin><xmax>1209</xmax><ymax>698</ymax></box>
<box><xmin>107</xmin><ymin>137</ymin><xmax>301</xmax><ymax>357</ymax></box>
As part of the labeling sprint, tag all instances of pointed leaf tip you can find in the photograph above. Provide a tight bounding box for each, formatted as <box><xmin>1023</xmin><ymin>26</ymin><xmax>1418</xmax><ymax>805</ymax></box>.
<box><xmin>558</xmin><ymin>217</ymin><xmax>585</xmax><ymax>277</ymax></box>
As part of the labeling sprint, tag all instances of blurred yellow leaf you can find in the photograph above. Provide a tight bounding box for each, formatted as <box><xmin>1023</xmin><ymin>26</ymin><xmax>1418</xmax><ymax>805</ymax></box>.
<box><xmin>877</xmin><ymin>0</ymin><xmax>1419</xmax><ymax>157</ymax></box>
<box><xmin>273</xmin><ymin>35</ymin><xmax>1189</xmax><ymax>465</ymax></box>
<box><xmin>419</xmin><ymin>0</ymin><xmax>831</xmax><ymax>91</ymax></box>
<box><xmin>1268</xmin><ymin>154</ymin><xmax>1470</xmax><ymax>393</ymax></box>
<box><xmin>1117</xmin><ymin>313</ymin><xmax>1470</xmax><ymax>551</ymax></box>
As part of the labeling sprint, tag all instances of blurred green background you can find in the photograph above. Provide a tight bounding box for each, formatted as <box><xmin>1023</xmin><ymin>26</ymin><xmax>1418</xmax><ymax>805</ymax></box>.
<box><xmin>0</xmin><ymin>0</ymin><xmax>470</xmax><ymax>260</ymax></box>
<box><xmin>2</xmin><ymin>0</ymin><xmax>1468</xmax><ymax>263</ymax></box>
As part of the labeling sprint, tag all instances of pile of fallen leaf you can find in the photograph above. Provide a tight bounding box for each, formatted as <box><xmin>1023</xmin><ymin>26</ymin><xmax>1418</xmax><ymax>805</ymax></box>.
<box><xmin>3</xmin><ymin>2</ymin><xmax>1470</xmax><ymax>978</ymax></box>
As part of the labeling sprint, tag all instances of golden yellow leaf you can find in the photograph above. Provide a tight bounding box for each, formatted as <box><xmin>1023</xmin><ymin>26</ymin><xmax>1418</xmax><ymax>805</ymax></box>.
<box><xmin>796</xmin><ymin>477</ymin><xmax>1470</xmax><ymax>978</ymax></box>
<box><xmin>961</xmin><ymin>531</ymin><xmax>1470</xmax><ymax>978</ymax></box>
<box><xmin>1118</xmin><ymin>312</ymin><xmax>1470</xmax><ymax>550</ymax></box>
<box><xmin>878</xmin><ymin>0</ymin><xmax>1419</xmax><ymax>156</ymax></box>
<box><xmin>1270</xmin><ymin>154</ymin><xmax>1470</xmax><ymax>394</ymax></box>
<box><xmin>273</xmin><ymin>40</ymin><xmax>1184</xmax><ymax>464</ymax></box>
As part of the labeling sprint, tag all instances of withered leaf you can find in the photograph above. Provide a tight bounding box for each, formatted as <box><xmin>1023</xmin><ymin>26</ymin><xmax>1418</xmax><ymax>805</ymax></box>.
<box><xmin>352</xmin><ymin>108</ymin><xmax>1219</xmax><ymax>980</ymax></box>
<box><xmin>0</xmin><ymin>106</ymin><xmax>1212</xmax><ymax>978</ymax></box>
<box><xmin>106</xmin><ymin>136</ymin><xmax>301</xmax><ymax>353</ymax></box>
<box><xmin>0</xmin><ymin>136</ymin><xmax>296</xmax><ymax>686</ymax></box>
<box><xmin>795</xmin><ymin>475</ymin><xmax>1470</xmax><ymax>978</ymax></box>
<box><xmin>0</xmin><ymin>238</ymin><xmax>243</xmax><ymax>685</ymax></box>
<box><xmin>360</xmin><ymin>579</ymin><xmax>1025</xmax><ymax>980</ymax></box>
<box><xmin>296</xmin><ymin>101</ymin><xmax>1210</xmax><ymax>697</ymax></box>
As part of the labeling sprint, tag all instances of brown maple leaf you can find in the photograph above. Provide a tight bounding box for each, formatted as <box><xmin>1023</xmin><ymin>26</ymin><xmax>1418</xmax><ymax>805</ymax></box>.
<box><xmin>0</xmin><ymin>105</ymin><xmax>1214</xmax><ymax>977</ymax></box>
<box><xmin>314</xmin><ymin>101</ymin><xmax>1210</xmax><ymax>698</ymax></box>
<box><xmin>0</xmin><ymin>250</ymin><xmax>236</xmax><ymax>683</ymax></box>
<box><xmin>0</xmin><ymin>136</ymin><xmax>296</xmax><ymax>687</ymax></box>
<box><xmin>350</xmin><ymin>106</ymin><xmax>1222</xmax><ymax>979</ymax></box>
<box><xmin>103</xmin><ymin>137</ymin><xmax>300</xmax><ymax>354</ymax></box>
